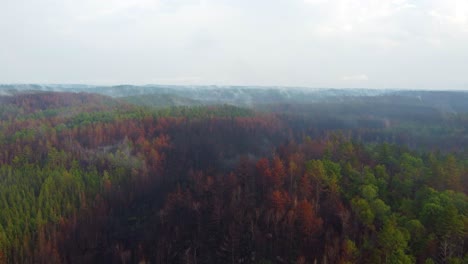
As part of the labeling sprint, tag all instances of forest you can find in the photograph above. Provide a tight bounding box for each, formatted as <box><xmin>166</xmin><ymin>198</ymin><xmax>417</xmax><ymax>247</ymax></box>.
<box><xmin>0</xmin><ymin>89</ymin><xmax>467</xmax><ymax>264</ymax></box>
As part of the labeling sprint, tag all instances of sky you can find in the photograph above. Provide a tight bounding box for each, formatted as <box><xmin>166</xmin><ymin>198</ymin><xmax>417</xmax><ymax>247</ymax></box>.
<box><xmin>1</xmin><ymin>0</ymin><xmax>467</xmax><ymax>89</ymax></box>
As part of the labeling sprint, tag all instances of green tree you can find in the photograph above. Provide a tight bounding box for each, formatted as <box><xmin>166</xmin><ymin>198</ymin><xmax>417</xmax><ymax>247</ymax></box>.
<box><xmin>377</xmin><ymin>218</ymin><xmax>413</xmax><ymax>264</ymax></box>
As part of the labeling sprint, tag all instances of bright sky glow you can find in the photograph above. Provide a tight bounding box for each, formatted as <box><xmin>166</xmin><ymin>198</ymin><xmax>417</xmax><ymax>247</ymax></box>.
<box><xmin>1</xmin><ymin>0</ymin><xmax>467</xmax><ymax>89</ymax></box>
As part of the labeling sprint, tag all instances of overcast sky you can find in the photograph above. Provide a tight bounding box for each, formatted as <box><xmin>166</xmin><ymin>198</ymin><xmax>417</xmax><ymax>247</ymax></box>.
<box><xmin>1</xmin><ymin>0</ymin><xmax>467</xmax><ymax>89</ymax></box>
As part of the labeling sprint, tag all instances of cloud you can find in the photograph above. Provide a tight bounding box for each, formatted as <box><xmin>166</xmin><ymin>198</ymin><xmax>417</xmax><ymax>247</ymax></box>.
<box><xmin>342</xmin><ymin>74</ymin><xmax>369</xmax><ymax>81</ymax></box>
<box><xmin>305</xmin><ymin>0</ymin><xmax>418</xmax><ymax>38</ymax></box>
<box><xmin>1</xmin><ymin>0</ymin><xmax>468</xmax><ymax>89</ymax></box>
<box><xmin>429</xmin><ymin>8</ymin><xmax>468</xmax><ymax>33</ymax></box>
<box><xmin>71</xmin><ymin>0</ymin><xmax>162</xmax><ymax>21</ymax></box>
<box><xmin>303</xmin><ymin>0</ymin><xmax>329</xmax><ymax>4</ymax></box>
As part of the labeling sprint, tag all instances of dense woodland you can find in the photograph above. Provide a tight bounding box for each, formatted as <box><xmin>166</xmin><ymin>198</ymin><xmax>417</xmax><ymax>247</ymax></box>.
<box><xmin>0</xmin><ymin>91</ymin><xmax>467</xmax><ymax>263</ymax></box>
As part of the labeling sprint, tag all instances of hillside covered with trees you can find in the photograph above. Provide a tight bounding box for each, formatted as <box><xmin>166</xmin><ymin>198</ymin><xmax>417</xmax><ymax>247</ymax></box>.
<box><xmin>0</xmin><ymin>89</ymin><xmax>467</xmax><ymax>263</ymax></box>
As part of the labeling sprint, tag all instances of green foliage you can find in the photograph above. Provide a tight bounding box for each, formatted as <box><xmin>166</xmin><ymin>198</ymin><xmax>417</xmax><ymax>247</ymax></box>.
<box><xmin>377</xmin><ymin>218</ymin><xmax>413</xmax><ymax>264</ymax></box>
<box><xmin>352</xmin><ymin>197</ymin><xmax>375</xmax><ymax>227</ymax></box>
<box><xmin>361</xmin><ymin>184</ymin><xmax>378</xmax><ymax>201</ymax></box>
<box><xmin>420</xmin><ymin>189</ymin><xmax>466</xmax><ymax>238</ymax></box>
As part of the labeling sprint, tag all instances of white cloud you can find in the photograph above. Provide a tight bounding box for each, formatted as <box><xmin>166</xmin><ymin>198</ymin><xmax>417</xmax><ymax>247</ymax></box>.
<box><xmin>305</xmin><ymin>0</ymin><xmax>418</xmax><ymax>38</ymax></box>
<box><xmin>1</xmin><ymin>0</ymin><xmax>468</xmax><ymax>89</ymax></box>
<box><xmin>429</xmin><ymin>8</ymin><xmax>468</xmax><ymax>33</ymax></box>
<box><xmin>71</xmin><ymin>0</ymin><xmax>162</xmax><ymax>21</ymax></box>
<box><xmin>342</xmin><ymin>74</ymin><xmax>369</xmax><ymax>81</ymax></box>
<box><xmin>303</xmin><ymin>0</ymin><xmax>329</xmax><ymax>4</ymax></box>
